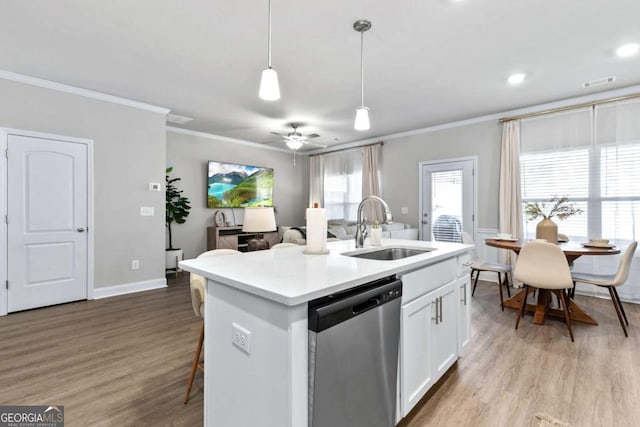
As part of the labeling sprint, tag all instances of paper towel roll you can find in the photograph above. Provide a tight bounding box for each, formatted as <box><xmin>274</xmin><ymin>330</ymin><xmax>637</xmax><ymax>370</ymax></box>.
<box><xmin>306</xmin><ymin>208</ymin><xmax>327</xmax><ymax>253</ymax></box>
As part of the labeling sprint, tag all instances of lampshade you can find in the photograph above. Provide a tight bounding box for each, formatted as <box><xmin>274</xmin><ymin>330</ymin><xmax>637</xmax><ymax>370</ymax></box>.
<box><xmin>242</xmin><ymin>207</ymin><xmax>276</xmax><ymax>232</ymax></box>
<box><xmin>259</xmin><ymin>67</ymin><xmax>280</xmax><ymax>101</ymax></box>
<box><xmin>286</xmin><ymin>139</ymin><xmax>304</xmax><ymax>150</ymax></box>
<box><xmin>354</xmin><ymin>106</ymin><xmax>370</xmax><ymax>130</ymax></box>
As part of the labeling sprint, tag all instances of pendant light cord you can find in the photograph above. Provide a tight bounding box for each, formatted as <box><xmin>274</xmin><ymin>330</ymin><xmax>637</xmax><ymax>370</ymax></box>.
<box><xmin>360</xmin><ymin>30</ymin><xmax>365</xmax><ymax>107</ymax></box>
<box><xmin>267</xmin><ymin>0</ymin><xmax>272</xmax><ymax>68</ymax></box>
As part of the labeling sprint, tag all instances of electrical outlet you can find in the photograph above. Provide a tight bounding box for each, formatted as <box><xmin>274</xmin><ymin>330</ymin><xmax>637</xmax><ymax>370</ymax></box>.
<box><xmin>232</xmin><ymin>323</ymin><xmax>251</xmax><ymax>355</ymax></box>
<box><xmin>131</xmin><ymin>259</ymin><xmax>139</xmax><ymax>270</ymax></box>
<box><xmin>140</xmin><ymin>206</ymin><xmax>154</xmax><ymax>216</ymax></box>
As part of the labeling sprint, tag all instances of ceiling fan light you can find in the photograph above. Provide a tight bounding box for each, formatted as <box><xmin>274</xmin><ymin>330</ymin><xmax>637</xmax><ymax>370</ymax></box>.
<box><xmin>259</xmin><ymin>67</ymin><xmax>280</xmax><ymax>100</ymax></box>
<box><xmin>286</xmin><ymin>139</ymin><xmax>304</xmax><ymax>150</ymax></box>
<box><xmin>354</xmin><ymin>106</ymin><xmax>370</xmax><ymax>131</ymax></box>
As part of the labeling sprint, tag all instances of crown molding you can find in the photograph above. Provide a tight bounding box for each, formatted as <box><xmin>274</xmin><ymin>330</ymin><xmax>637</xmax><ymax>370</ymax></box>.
<box><xmin>0</xmin><ymin>69</ymin><xmax>170</xmax><ymax>114</ymax></box>
<box><xmin>307</xmin><ymin>83</ymin><xmax>640</xmax><ymax>155</ymax></box>
<box><xmin>167</xmin><ymin>126</ymin><xmax>294</xmax><ymax>154</ymax></box>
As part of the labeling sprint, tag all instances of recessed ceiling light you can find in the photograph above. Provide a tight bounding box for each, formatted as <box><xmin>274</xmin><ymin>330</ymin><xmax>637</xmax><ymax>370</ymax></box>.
<box><xmin>508</xmin><ymin>73</ymin><xmax>526</xmax><ymax>85</ymax></box>
<box><xmin>616</xmin><ymin>43</ymin><xmax>639</xmax><ymax>57</ymax></box>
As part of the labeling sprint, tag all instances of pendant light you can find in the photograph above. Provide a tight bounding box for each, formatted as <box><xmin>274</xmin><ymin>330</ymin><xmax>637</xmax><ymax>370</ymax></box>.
<box><xmin>259</xmin><ymin>0</ymin><xmax>280</xmax><ymax>101</ymax></box>
<box><xmin>353</xmin><ymin>19</ymin><xmax>371</xmax><ymax>130</ymax></box>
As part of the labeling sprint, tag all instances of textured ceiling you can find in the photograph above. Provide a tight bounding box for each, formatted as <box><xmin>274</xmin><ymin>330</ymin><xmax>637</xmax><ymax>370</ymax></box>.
<box><xmin>2</xmin><ymin>0</ymin><xmax>640</xmax><ymax>150</ymax></box>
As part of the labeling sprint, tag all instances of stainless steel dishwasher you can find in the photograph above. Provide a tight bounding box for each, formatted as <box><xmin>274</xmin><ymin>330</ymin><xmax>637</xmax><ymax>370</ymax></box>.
<box><xmin>308</xmin><ymin>276</ymin><xmax>402</xmax><ymax>427</ymax></box>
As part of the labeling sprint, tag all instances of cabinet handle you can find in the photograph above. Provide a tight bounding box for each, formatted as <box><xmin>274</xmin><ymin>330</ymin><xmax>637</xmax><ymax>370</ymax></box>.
<box><xmin>439</xmin><ymin>296</ymin><xmax>443</xmax><ymax>323</ymax></box>
<box><xmin>461</xmin><ymin>282</ymin><xmax>467</xmax><ymax>306</ymax></box>
<box><xmin>432</xmin><ymin>299</ymin><xmax>439</xmax><ymax>325</ymax></box>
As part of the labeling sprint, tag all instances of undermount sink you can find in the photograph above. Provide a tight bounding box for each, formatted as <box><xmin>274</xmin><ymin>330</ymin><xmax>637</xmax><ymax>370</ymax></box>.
<box><xmin>342</xmin><ymin>246</ymin><xmax>435</xmax><ymax>261</ymax></box>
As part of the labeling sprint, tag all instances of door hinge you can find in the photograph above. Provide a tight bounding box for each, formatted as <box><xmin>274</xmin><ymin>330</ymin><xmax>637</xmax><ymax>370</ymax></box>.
<box><xmin>4</xmin><ymin>215</ymin><xmax>7</xmax><ymax>225</ymax></box>
<box><xmin>5</xmin><ymin>280</ymin><xmax>8</xmax><ymax>290</ymax></box>
<box><xmin>4</xmin><ymin>148</ymin><xmax>7</xmax><ymax>158</ymax></box>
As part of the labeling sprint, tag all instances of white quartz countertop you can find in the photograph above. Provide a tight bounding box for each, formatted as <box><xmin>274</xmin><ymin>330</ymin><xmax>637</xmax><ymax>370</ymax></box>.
<box><xmin>179</xmin><ymin>238</ymin><xmax>472</xmax><ymax>306</ymax></box>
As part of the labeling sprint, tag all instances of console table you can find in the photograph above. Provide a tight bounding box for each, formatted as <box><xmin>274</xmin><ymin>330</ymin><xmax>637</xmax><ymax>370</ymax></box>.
<box><xmin>207</xmin><ymin>225</ymin><xmax>279</xmax><ymax>252</ymax></box>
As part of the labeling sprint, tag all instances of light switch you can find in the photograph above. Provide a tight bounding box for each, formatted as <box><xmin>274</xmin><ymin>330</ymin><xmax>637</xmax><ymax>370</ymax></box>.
<box><xmin>140</xmin><ymin>207</ymin><xmax>155</xmax><ymax>216</ymax></box>
<box><xmin>148</xmin><ymin>182</ymin><xmax>161</xmax><ymax>191</ymax></box>
<box><xmin>401</xmin><ymin>207</ymin><xmax>409</xmax><ymax>214</ymax></box>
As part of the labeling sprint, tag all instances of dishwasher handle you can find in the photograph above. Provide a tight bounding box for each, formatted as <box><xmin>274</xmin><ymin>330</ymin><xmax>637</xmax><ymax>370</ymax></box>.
<box><xmin>308</xmin><ymin>277</ymin><xmax>402</xmax><ymax>332</ymax></box>
<box><xmin>353</xmin><ymin>297</ymin><xmax>381</xmax><ymax>315</ymax></box>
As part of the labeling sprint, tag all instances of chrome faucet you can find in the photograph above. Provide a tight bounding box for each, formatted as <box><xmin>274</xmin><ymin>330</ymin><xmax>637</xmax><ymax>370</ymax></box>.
<box><xmin>355</xmin><ymin>196</ymin><xmax>393</xmax><ymax>248</ymax></box>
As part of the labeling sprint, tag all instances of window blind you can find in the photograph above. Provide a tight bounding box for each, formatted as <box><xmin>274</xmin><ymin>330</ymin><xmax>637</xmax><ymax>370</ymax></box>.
<box><xmin>519</xmin><ymin>99</ymin><xmax>640</xmax><ymax>301</ymax></box>
<box><xmin>431</xmin><ymin>170</ymin><xmax>463</xmax><ymax>242</ymax></box>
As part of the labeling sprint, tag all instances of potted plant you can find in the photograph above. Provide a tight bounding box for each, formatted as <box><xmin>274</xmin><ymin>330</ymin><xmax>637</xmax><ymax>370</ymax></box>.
<box><xmin>523</xmin><ymin>195</ymin><xmax>582</xmax><ymax>243</ymax></box>
<box><xmin>166</xmin><ymin>167</ymin><xmax>191</xmax><ymax>270</ymax></box>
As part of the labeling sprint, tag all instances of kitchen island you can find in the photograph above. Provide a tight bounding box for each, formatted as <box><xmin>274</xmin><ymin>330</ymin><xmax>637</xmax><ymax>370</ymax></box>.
<box><xmin>179</xmin><ymin>238</ymin><xmax>473</xmax><ymax>427</ymax></box>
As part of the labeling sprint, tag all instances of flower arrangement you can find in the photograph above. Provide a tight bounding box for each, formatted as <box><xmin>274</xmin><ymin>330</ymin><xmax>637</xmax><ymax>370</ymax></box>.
<box><xmin>523</xmin><ymin>196</ymin><xmax>582</xmax><ymax>221</ymax></box>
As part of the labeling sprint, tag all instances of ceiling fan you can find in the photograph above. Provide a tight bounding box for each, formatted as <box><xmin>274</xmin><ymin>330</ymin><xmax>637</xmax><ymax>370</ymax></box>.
<box><xmin>270</xmin><ymin>123</ymin><xmax>327</xmax><ymax>151</ymax></box>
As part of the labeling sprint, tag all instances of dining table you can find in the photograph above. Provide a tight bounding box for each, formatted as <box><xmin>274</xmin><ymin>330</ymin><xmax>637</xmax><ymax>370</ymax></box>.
<box><xmin>484</xmin><ymin>238</ymin><xmax>621</xmax><ymax>325</ymax></box>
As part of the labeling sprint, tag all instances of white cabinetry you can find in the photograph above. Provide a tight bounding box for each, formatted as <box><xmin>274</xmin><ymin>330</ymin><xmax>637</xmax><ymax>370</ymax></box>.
<box><xmin>457</xmin><ymin>252</ymin><xmax>472</xmax><ymax>354</ymax></box>
<box><xmin>400</xmin><ymin>292</ymin><xmax>433</xmax><ymax>413</ymax></box>
<box><xmin>430</xmin><ymin>281</ymin><xmax>458</xmax><ymax>379</ymax></box>
<box><xmin>399</xmin><ymin>259</ymin><xmax>460</xmax><ymax>417</ymax></box>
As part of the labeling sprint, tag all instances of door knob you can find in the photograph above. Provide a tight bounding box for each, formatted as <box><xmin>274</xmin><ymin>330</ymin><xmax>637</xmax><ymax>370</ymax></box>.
<box><xmin>77</xmin><ymin>227</ymin><xmax>85</xmax><ymax>232</ymax></box>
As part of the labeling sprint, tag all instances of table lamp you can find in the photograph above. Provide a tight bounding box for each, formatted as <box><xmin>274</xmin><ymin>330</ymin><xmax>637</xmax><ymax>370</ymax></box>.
<box><xmin>242</xmin><ymin>207</ymin><xmax>277</xmax><ymax>251</ymax></box>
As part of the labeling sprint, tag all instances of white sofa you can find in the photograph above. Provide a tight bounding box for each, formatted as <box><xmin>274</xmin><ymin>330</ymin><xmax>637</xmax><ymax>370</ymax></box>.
<box><xmin>280</xmin><ymin>222</ymin><xmax>418</xmax><ymax>244</ymax></box>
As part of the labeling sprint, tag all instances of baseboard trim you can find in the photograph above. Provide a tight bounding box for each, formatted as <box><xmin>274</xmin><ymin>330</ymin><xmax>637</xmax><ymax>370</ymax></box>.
<box><xmin>93</xmin><ymin>278</ymin><xmax>167</xmax><ymax>299</ymax></box>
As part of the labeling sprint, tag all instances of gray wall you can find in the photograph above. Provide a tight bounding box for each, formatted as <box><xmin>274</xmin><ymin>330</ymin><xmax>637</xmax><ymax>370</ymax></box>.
<box><xmin>381</xmin><ymin>120</ymin><xmax>502</xmax><ymax>231</ymax></box>
<box><xmin>0</xmin><ymin>79</ymin><xmax>166</xmax><ymax>288</ymax></box>
<box><xmin>166</xmin><ymin>131</ymin><xmax>309</xmax><ymax>259</ymax></box>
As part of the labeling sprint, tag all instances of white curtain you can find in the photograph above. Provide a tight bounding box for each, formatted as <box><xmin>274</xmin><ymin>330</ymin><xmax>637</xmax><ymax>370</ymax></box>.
<box><xmin>362</xmin><ymin>144</ymin><xmax>383</xmax><ymax>223</ymax></box>
<box><xmin>308</xmin><ymin>155</ymin><xmax>324</xmax><ymax>208</ymax></box>
<box><xmin>322</xmin><ymin>149</ymin><xmax>362</xmax><ymax>221</ymax></box>
<box><xmin>519</xmin><ymin>101</ymin><xmax>640</xmax><ymax>302</ymax></box>
<box><xmin>589</xmin><ymin>100</ymin><xmax>640</xmax><ymax>301</ymax></box>
<box><xmin>499</xmin><ymin>120</ymin><xmax>523</xmax><ymax>266</ymax></box>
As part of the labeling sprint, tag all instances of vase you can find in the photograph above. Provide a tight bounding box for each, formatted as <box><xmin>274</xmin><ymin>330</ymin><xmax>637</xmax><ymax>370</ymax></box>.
<box><xmin>536</xmin><ymin>217</ymin><xmax>558</xmax><ymax>244</ymax></box>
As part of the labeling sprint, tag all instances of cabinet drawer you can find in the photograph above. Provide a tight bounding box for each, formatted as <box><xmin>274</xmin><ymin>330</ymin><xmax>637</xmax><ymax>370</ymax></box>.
<box><xmin>401</xmin><ymin>258</ymin><xmax>456</xmax><ymax>304</ymax></box>
<box><xmin>457</xmin><ymin>252</ymin><xmax>472</xmax><ymax>277</ymax></box>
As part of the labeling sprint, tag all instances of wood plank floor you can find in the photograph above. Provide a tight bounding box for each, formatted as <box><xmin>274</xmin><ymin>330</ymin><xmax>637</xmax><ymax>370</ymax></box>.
<box><xmin>1</xmin><ymin>276</ymin><xmax>639</xmax><ymax>426</ymax></box>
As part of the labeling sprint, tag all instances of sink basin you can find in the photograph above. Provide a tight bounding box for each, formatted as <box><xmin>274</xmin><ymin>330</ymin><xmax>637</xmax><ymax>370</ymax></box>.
<box><xmin>343</xmin><ymin>247</ymin><xmax>435</xmax><ymax>261</ymax></box>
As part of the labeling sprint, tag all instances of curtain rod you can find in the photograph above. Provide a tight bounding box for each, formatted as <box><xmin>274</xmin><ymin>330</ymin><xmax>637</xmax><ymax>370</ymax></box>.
<box><xmin>498</xmin><ymin>92</ymin><xmax>640</xmax><ymax>123</ymax></box>
<box><xmin>308</xmin><ymin>141</ymin><xmax>383</xmax><ymax>157</ymax></box>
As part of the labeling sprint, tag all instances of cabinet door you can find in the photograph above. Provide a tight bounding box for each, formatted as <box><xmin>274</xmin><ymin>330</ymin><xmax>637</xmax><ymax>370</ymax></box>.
<box><xmin>457</xmin><ymin>275</ymin><xmax>471</xmax><ymax>354</ymax></box>
<box><xmin>430</xmin><ymin>281</ymin><xmax>458</xmax><ymax>379</ymax></box>
<box><xmin>400</xmin><ymin>293</ymin><xmax>433</xmax><ymax>416</ymax></box>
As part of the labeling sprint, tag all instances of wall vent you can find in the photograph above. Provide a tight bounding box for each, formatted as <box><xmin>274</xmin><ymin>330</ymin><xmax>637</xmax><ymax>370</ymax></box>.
<box><xmin>583</xmin><ymin>76</ymin><xmax>616</xmax><ymax>88</ymax></box>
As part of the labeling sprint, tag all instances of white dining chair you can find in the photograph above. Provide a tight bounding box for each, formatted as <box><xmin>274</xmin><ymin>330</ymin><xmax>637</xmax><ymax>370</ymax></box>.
<box><xmin>571</xmin><ymin>241</ymin><xmax>637</xmax><ymax>337</ymax></box>
<box><xmin>461</xmin><ymin>232</ymin><xmax>512</xmax><ymax>311</ymax></box>
<box><xmin>185</xmin><ymin>249</ymin><xmax>241</xmax><ymax>404</ymax></box>
<box><xmin>514</xmin><ymin>240</ymin><xmax>575</xmax><ymax>342</ymax></box>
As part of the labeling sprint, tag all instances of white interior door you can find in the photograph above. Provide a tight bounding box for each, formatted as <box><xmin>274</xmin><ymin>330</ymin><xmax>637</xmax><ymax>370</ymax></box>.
<box><xmin>420</xmin><ymin>159</ymin><xmax>475</xmax><ymax>242</ymax></box>
<box><xmin>7</xmin><ymin>134</ymin><xmax>88</xmax><ymax>312</ymax></box>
